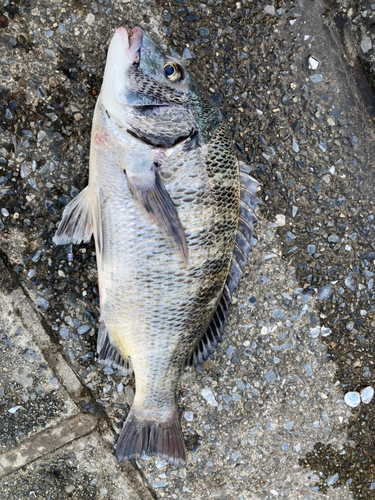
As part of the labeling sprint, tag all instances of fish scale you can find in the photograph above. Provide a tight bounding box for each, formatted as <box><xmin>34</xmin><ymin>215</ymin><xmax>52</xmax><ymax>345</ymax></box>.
<box><xmin>53</xmin><ymin>27</ymin><xmax>260</xmax><ymax>466</ymax></box>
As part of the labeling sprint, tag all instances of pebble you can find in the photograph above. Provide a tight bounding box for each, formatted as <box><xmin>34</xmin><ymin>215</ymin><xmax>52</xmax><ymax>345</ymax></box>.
<box><xmin>59</xmin><ymin>328</ymin><xmax>70</xmax><ymax>340</ymax></box>
<box><xmin>264</xmin><ymin>5</ymin><xmax>275</xmax><ymax>15</ymax></box>
<box><xmin>184</xmin><ymin>411</ymin><xmax>194</xmax><ymax>421</ymax></box>
<box><xmin>226</xmin><ymin>345</ymin><xmax>234</xmax><ymax>359</ymax></box>
<box><xmin>44</xmin><ymin>49</ymin><xmax>56</xmax><ymax>58</ymax></box>
<box><xmin>1</xmin><ymin>208</ymin><xmax>9</xmax><ymax>217</ymax></box>
<box><xmin>321</xmin><ymin>327</ymin><xmax>331</xmax><ymax>337</ymax></box>
<box><xmin>265</xmin><ymin>370</ymin><xmax>276</xmax><ymax>382</ymax></box>
<box><xmin>292</xmin><ymin>138</ymin><xmax>300</xmax><ymax>153</ymax></box>
<box><xmin>310</xmin><ymin>326</ymin><xmax>321</xmax><ymax>338</ymax></box>
<box><xmin>318</xmin><ymin>140</ymin><xmax>327</xmax><ymax>153</ymax></box>
<box><xmin>28</xmin><ymin>178</ymin><xmax>39</xmax><ymax>192</ymax></box>
<box><xmin>344</xmin><ymin>391</ymin><xmax>361</xmax><ymax>408</ymax></box>
<box><xmin>307</xmin><ymin>244</ymin><xmax>315</xmax><ymax>256</ymax></box>
<box><xmin>31</xmin><ymin>250</ymin><xmax>41</xmax><ymax>262</ymax></box>
<box><xmin>308</xmin><ymin>56</ymin><xmax>320</xmax><ymax>70</ymax></box>
<box><xmin>326</xmin><ymin>473</ymin><xmax>339</xmax><ymax>486</ymax></box>
<box><xmin>317</xmin><ymin>284</ymin><xmax>332</xmax><ymax>300</ymax></box>
<box><xmin>86</xmin><ymin>13</ymin><xmax>95</xmax><ymax>25</ymax></box>
<box><xmin>20</xmin><ymin>162</ymin><xmax>30</xmax><ymax>179</ymax></box>
<box><xmin>77</xmin><ymin>325</ymin><xmax>90</xmax><ymax>334</ymax></box>
<box><xmin>285</xmin><ymin>231</ymin><xmax>295</xmax><ymax>243</ymax></box>
<box><xmin>345</xmin><ymin>275</ymin><xmax>356</xmax><ymax>292</ymax></box>
<box><xmin>328</xmin><ymin>234</ymin><xmax>339</xmax><ymax>243</ymax></box>
<box><xmin>360</xmin><ymin>386</ymin><xmax>374</xmax><ymax>404</ymax></box>
<box><xmin>275</xmin><ymin>214</ymin><xmax>285</xmax><ymax>226</ymax></box>
<box><xmin>37</xmin><ymin>298</ymin><xmax>49</xmax><ymax>311</ymax></box>
<box><xmin>201</xmin><ymin>388</ymin><xmax>218</xmax><ymax>406</ymax></box>
<box><xmin>231</xmin><ymin>451</ymin><xmax>240</xmax><ymax>461</ymax></box>
<box><xmin>65</xmin><ymin>485</ymin><xmax>75</xmax><ymax>494</ymax></box>
<box><xmin>292</xmin><ymin>206</ymin><xmax>298</xmax><ymax>217</ymax></box>
<box><xmin>310</xmin><ymin>74</ymin><xmax>323</xmax><ymax>83</ymax></box>
<box><xmin>182</xmin><ymin>47</ymin><xmax>195</xmax><ymax>59</ymax></box>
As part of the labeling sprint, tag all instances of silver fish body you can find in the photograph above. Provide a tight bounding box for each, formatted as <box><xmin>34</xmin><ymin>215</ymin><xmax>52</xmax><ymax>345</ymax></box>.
<box><xmin>53</xmin><ymin>27</ymin><xmax>260</xmax><ymax>466</ymax></box>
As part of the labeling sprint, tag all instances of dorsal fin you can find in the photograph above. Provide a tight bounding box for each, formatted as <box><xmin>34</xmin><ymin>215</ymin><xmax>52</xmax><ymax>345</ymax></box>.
<box><xmin>186</xmin><ymin>162</ymin><xmax>261</xmax><ymax>367</ymax></box>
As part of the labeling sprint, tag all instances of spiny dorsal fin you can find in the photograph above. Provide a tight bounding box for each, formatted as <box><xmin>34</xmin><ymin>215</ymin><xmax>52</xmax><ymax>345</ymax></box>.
<box><xmin>97</xmin><ymin>322</ymin><xmax>133</xmax><ymax>376</ymax></box>
<box><xmin>186</xmin><ymin>162</ymin><xmax>261</xmax><ymax>367</ymax></box>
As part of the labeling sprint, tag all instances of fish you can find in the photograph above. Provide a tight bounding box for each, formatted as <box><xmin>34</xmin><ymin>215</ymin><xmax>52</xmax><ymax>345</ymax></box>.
<box><xmin>53</xmin><ymin>26</ymin><xmax>261</xmax><ymax>466</ymax></box>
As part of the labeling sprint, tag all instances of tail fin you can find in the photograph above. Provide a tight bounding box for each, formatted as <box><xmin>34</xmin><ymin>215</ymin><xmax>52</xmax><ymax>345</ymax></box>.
<box><xmin>115</xmin><ymin>406</ymin><xmax>186</xmax><ymax>466</ymax></box>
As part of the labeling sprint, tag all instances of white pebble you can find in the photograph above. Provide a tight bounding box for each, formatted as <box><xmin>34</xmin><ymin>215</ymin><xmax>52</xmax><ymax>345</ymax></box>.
<box><xmin>309</xmin><ymin>326</ymin><xmax>321</xmax><ymax>338</ymax></box>
<box><xmin>201</xmin><ymin>388</ymin><xmax>218</xmax><ymax>407</ymax></box>
<box><xmin>344</xmin><ymin>391</ymin><xmax>361</xmax><ymax>408</ymax></box>
<box><xmin>360</xmin><ymin>386</ymin><xmax>374</xmax><ymax>404</ymax></box>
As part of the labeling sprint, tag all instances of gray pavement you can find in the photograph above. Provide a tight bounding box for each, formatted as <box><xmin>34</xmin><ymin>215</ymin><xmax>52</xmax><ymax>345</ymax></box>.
<box><xmin>0</xmin><ymin>0</ymin><xmax>375</xmax><ymax>499</ymax></box>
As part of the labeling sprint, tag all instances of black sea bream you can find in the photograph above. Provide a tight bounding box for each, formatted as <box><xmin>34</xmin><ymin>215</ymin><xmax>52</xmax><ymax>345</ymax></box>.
<box><xmin>53</xmin><ymin>26</ymin><xmax>260</xmax><ymax>466</ymax></box>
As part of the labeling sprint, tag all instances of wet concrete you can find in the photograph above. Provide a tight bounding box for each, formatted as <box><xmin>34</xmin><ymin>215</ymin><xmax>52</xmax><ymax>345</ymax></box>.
<box><xmin>0</xmin><ymin>0</ymin><xmax>375</xmax><ymax>498</ymax></box>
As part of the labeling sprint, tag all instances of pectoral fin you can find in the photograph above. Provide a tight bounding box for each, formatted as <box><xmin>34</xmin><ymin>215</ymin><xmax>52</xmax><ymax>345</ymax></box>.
<box><xmin>53</xmin><ymin>186</ymin><xmax>104</xmax><ymax>268</ymax></box>
<box><xmin>125</xmin><ymin>166</ymin><xmax>188</xmax><ymax>265</ymax></box>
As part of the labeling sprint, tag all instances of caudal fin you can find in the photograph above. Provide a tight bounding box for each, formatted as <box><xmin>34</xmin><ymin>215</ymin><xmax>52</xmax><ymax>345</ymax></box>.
<box><xmin>115</xmin><ymin>407</ymin><xmax>186</xmax><ymax>466</ymax></box>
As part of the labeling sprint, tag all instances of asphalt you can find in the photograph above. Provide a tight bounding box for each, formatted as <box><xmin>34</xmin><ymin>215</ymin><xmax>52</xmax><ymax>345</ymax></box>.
<box><xmin>0</xmin><ymin>0</ymin><xmax>375</xmax><ymax>499</ymax></box>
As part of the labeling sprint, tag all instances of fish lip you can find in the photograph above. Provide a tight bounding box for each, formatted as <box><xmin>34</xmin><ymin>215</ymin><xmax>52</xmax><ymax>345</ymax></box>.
<box><xmin>114</xmin><ymin>26</ymin><xmax>143</xmax><ymax>64</ymax></box>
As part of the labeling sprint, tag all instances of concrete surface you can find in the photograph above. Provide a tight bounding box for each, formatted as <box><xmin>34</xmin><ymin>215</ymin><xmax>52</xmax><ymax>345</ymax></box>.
<box><xmin>0</xmin><ymin>0</ymin><xmax>375</xmax><ymax>499</ymax></box>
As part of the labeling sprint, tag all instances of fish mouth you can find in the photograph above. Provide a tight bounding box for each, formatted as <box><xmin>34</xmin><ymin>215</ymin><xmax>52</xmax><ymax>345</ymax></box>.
<box><xmin>116</xmin><ymin>26</ymin><xmax>143</xmax><ymax>65</ymax></box>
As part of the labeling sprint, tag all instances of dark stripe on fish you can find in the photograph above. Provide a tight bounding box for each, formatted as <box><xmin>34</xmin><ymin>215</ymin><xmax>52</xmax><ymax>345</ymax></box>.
<box><xmin>126</xmin><ymin>127</ymin><xmax>197</xmax><ymax>149</ymax></box>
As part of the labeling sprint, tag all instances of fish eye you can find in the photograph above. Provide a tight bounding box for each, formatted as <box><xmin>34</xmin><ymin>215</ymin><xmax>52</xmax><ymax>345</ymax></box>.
<box><xmin>163</xmin><ymin>62</ymin><xmax>183</xmax><ymax>82</ymax></box>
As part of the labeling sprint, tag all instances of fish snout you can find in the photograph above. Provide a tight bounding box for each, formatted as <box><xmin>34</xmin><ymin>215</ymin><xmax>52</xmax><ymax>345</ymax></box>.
<box><xmin>115</xmin><ymin>26</ymin><xmax>143</xmax><ymax>64</ymax></box>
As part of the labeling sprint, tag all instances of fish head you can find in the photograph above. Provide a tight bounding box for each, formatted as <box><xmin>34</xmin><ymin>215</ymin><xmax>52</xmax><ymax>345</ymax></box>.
<box><xmin>100</xmin><ymin>27</ymin><xmax>220</xmax><ymax>139</ymax></box>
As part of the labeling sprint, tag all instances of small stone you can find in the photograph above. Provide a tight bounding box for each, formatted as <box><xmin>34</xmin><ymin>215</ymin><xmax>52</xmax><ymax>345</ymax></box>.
<box><xmin>117</xmin><ymin>383</ymin><xmax>123</xmax><ymax>392</ymax></box>
<box><xmin>328</xmin><ymin>234</ymin><xmax>339</xmax><ymax>243</ymax></box>
<box><xmin>360</xmin><ymin>386</ymin><xmax>374</xmax><ymax>404</ymax></box>
<box><xmin>318</xmin><ymin>140</ymin><xmax>327</xmax><ymax>152</ymax></box>
<box><xmin>285</xmin><ymin>231</ymin><xmax>295</xmax><ymax>243</ymax></box>
<box><xmin>199</xmin><ymin>27</ymin><xmax>209</xmax><ymax>36</ymax></box>
<box><xmin>344</xmin><ymin>391</ymin><xmax>361</xmax><ymax>408</ymax></box>
<box><xmin>307</xmin><ymin>244</ymin><xmax>315</xmax><ymax>256</ymax></box>
<box><xmin>74</xmin><ymin>113</ymin><xmax>83</xmax><ymax>121</ymax></box>
<box><xmin>264</xmin><ymin>4</ymin><xmax>275</xmax><ymax>15</ymax></box>
<box><xmin>318</xmin><ymin>284</ymin><xmax>332</xmax><ymax>300</ymax></box>
<box><xmin>77</xmin><ymin>325</ymin><xmax>90</xmax><ymax>334</ymax></box>
<box><xmin>59</xmin><ymin>328</ymin><xmax>70</xmax><ymax>340</ymax></box>
<box><xmin>49</xmin><ymin>77</ymin><xmax>59</xmax><ymax>88</ymax></box>
<box><xmin>321</xmin><ymin>327</ymin><xmax>331</xmax><ymax>337</ymax></box>
<box><xmin>308</xmin><ymin>56</ymin><xmax>319</xmax><ymax>70</ymax></box>
<box><xmin>28</xmin><ymin>178</ymin><xmax>40</xmax><ymax>192</ymax></box>
<box><xmin>37</xmin><ymin>130</ymin><xmax>46</xmax><ymax>142</ymax></box>
<box><xmin>265</xmin><ymin>370</ymin><xmax>276</xmax><ymax>382</ymax></box>
<box><xmin>182</xmin><ymin>47</ymin><xmax>195</xmax><ymax>59</ymax></box>
<box><xmin>310</xmin><ymin>74</ymin><xmax>323</xmax><ymax>83</ymax></box>
<box><xmin>310</xmin><ymin>326</ymin><xmax>321</xmax><ymax>338</ymax></box>
<box><xmin>65</xmin><ymin>485</ymin><xmax>75</xmax><ymax>494</ymax></box>
<box><xmin>292</xmin><ymin>206</ymin><xmax>298</xmax><ymax>217</ymax></box>
<box><xmin>226</xmin><ymin>345</ymin><xmax>234</xmax><ymax>359</ymax></box>
<box><xmin>345</xmin><ymin>275</ymin><xmax>356</xmax><ymax>292</ymax></box>
<box><xmin>201</xmin><ymin>388</ymin><xmax>218</xmax><ymax>406</ymax></box>
<box><xmin>275</xmin><ymin>214</ymin><xmax>285</xmax><ymax>226</ymax></box>
<box><xmin>184</xmin><ymin>411</ymin><xmax>194</xmax><ymax>421</ymax></box>
<box><xmin>231</xmin><ymin>451</ymin><xmax>240</xmax><ymax>461</ymax></box>
<box><xmin>20</xmin><ymin>162</ymin><xmax>30</xmax><ymax>178</ymax></box>
<box><xmin>326</xmin><ymin>473</ymin><xmax>339</xmax><ymax>486</ymax></box>
<box><xmin>361</xmin><ymin>34</ymin><xmax>372</xmax><ymax>53</ymax></box>
<box><xmin>1</xmin><ymin>208</ymin><xmax>9</xmax><ymax>217</ymax></box>
<box><xmin>44</xmin><ymin>49</ymin><xmax>56</xmax><ymax>58</ymax></box>
<box><xmin>37</xmin><ymin>298</ymin><xmax>49</xmax><ymax>311</ymax></box>
<box><xmin>284</xmin><ymin>421</ymin><xmax>294</xmax><ymax>430</ymax></box>
<box><xmin>85</xmin><ymin>13</ymin><xmax>95</xmax><ymax>25</ymax></box>
<box><xmin>31</xmin><ymin>250</ymin><xmax>41</xmax><ymax>262</ymax></box>
<box><xmin>292</xmin><ymin>138</ymin><xmax>299</xmax><ymax>152</ymax></box>
<box><xmin>5</xmin><ymin>109</ymin><xmax>13</xmax><ymax>120</ymax></box>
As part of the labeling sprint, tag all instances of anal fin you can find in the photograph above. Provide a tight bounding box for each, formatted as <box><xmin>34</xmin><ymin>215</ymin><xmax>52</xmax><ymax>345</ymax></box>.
<box><xmin>97</xmin><ymin>322</ymin><xmax>133</xmax><ymax>376</ymax></box>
